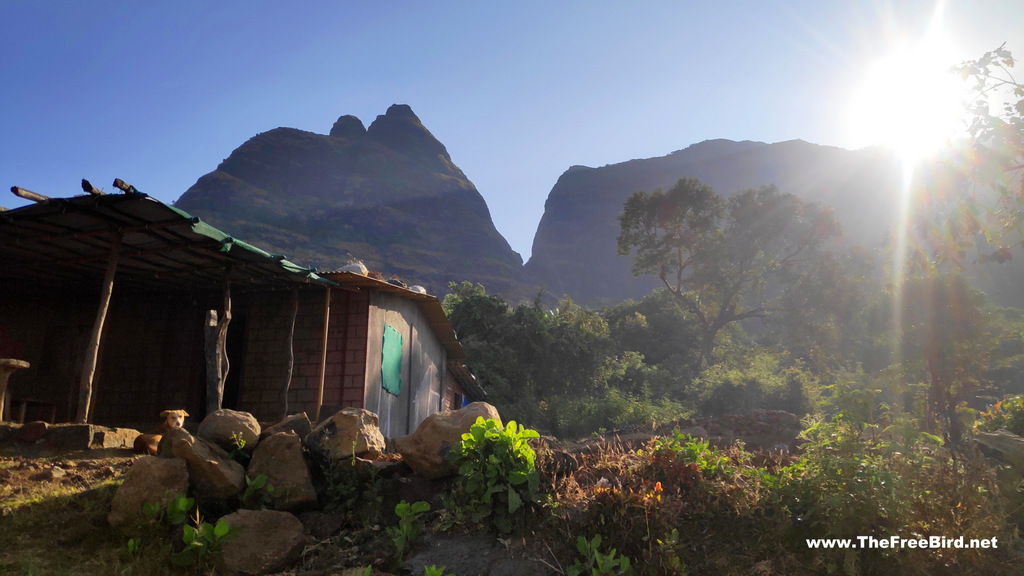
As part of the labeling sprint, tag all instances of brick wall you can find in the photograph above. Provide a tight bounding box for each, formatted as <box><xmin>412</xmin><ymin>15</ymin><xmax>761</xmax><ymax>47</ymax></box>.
<box><xmin>238</xmin><ymin>288</ymin><xmax>368</xmax><ymax>423</ymax></box>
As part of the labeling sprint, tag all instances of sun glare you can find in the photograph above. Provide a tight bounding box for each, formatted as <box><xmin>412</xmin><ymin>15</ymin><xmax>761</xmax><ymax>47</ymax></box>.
<box><xmin>846</xmin><ymin>12</ymin><xmax>967</xmax><ymax>166</ymax></box>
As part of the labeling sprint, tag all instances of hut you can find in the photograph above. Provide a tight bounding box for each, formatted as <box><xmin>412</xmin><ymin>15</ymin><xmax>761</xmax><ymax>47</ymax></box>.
<box><xmin>0</xmin><ymin>183</ymin><xmax>482</xmax><ymax>437</ymax></box>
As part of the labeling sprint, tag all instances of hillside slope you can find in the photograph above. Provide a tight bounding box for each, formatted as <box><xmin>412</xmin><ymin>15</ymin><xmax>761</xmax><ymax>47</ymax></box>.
<box><xmin>175</xmin><ymin>105</ymin><xmax>524</xmax><ymax>295</ymax></box>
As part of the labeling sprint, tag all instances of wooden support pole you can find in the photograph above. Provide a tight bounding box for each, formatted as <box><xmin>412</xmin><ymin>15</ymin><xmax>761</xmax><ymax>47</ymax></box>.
<box><xmin>205</xmin><ymin>276</ymin><xmax>232</xmax><ymax>415</ymax></box>
<box><xmin>10</xmin><ymin>186</ymin><xmax>50</xmax><ymax>203</ymax></box>
<box><xmin>280</xmin><ymin>289</ymin><xmax>299</xmax><ymax>421</ymax></box>
<box><xmin>76</xmin><ymin>234</ymin><xmax>120</xmax><ymax>423</ymax></box>
<box><xmin>314</xmin><ymin>286</ymin><xmax>331</xmax><ymax>423</ymax></box>
<box><xmin>219</xmin><ymin>277</ymin><xmax>232</xmax><ymax>386</ymax></box>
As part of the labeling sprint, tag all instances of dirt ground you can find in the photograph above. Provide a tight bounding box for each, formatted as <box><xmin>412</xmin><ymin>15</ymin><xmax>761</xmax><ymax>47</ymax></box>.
<box><xmin>0</xmin><ymin>441</ymin><xmax>557</xmax><ymax>576</ymax></box>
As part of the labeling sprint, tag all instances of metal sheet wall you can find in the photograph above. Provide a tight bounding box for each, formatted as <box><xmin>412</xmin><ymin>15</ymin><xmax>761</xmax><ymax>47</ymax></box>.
<box><xmin>364</xmin><ymin>292</ymin><xmax>446</xmax><ymax>438</ymax></box>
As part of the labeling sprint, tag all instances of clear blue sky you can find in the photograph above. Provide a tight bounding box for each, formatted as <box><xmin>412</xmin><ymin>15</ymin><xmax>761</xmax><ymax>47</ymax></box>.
<box><xmin>2</xmin><ymin>1</ymin><xmax>1021</xmax><ymax>261</ymax></box>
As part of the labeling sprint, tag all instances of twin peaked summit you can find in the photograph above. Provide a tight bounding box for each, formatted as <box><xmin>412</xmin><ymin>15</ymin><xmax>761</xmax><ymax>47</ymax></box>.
<box><xmin>179</xmin><ymin>105</ymin><xmax>992</xmax><ymax>307</ymax></box>
<box><xmin>175</xmin><ymin>104</ymin><xmax>525</xmax><ymax>296</ymax></box>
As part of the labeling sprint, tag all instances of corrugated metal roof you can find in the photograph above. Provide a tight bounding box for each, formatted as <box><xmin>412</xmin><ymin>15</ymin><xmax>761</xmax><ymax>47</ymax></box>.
<box><xmin>0</xmin><ymin>191</ymin><xmax>334</xmax><ymax>292</ymax></box>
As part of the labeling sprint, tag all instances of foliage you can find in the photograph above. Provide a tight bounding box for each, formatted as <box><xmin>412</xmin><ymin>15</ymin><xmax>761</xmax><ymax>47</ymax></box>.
<box><xmin>447</xmin><ymin>417</ymin><xmax>541</xmax><ymax>534</ymax></box>
<box><xmin>318</xmin><ymin>453</ymin><xmax>383</xmax><ymax>521</ymax></box>
<box><xmin>171</xmin><ymin>516</ymin><xmax>233</xmax><ymax>568</ymax></box>
<box><xmin>241</xmin><ymin>473</ymin><xmax>279</xmax><ymax>509</ymax></box>
<box><xmin>777</xmin><ymin>413</ymin><xmax>1010</xmax><ymax>575</ymax></box>
<box><xmin>228</xmin><ymin>432</ymin><xmax>252</xmax><ymax>466</ymax></box>
<box><xmin>617</xmin><ymin>179</ymin><xmax>840</xmax><ymax>367</ymax></box>
<box><xmin>951</xmin><ymin>44</ymin><xmax>1024</xmax><ymax>255</ymax></box>
<box><xmin>975</xmin><ymin>394</ymin><xmax>1024</xmax><ymax>435</ymax></box>
<box><xmin>387</xmin><ymin>500</ymin><xmax>431</xmax><ymax>566</ymax></box>
<box><xmin>642</xmin><ymin>431</ymin><xmax>734</xmax><ymax>478</ymax></box>
<box><xmin>692</xmin><ymin>349</ymin><xmax>820</xmax><ymax>416</ymax></box>
<box><xmin>568</xmin><ymin>534</ymin><xmax>633</xmax><ymax>576</ymax></box>
<box><xmin>896</xmin><ymin>272</ymin><xmax>992</xmax><ymax>442</ymax></box>
<box><xmin>142</xmin><ymin>493</ymin><xmax>193</xmax><ymax>526</ymax></box>
<box><xmin>423</xmin><ymin>566</ymin><xmax>455</xmax><ymax>576</ymax></box>
<box><xmin>139</xmin><ymin>493</ymin><xmax>234</xmax><ymax>570</ymax></box>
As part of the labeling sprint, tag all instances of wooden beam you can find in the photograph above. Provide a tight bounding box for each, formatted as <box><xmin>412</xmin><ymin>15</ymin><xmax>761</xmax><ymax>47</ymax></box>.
<box><xmin>314</xmin><ymin>286</ymin><xmax>332</xmax><ymax>423</ymax></box>
<box><xmin>113</xmin><ymin>178</ymin><xmax>141</xmax><ymax>195</ymax></box>
<box><xmin>204</xmin><ymin>275</ymin><xmax>232</xmax><ymax>415</ymax></box>
<box><xmin>280</xmin><ymin>289</ymin><xmax>299</xmax><ymax>421</ymax></box>
<box><xmin>76</xmin><ymin>233</ymin><xmax>120</xmax><ymax>423</ymax></box>
<box><xmin>10</xmin><ymin>186</ymin><xmax>50</xmax><ymax>203</ymax></box>
<box><xmin>81</xmin><ymin>179</ymin><xmax>104</xmax><ymax>195</ymax></box>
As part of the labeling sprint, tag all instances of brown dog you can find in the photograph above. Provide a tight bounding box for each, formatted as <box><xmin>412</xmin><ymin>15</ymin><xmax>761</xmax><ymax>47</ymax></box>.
<box><xmin>133</xmin><ymin>409</ymin><xmax>189</xmax><ymax>455</ymax></box>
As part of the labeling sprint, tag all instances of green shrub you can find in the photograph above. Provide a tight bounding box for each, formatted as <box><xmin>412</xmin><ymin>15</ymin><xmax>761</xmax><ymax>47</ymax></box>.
<box><xmin>974</xmin><ymin>394</ymin><xmax>1024</xmax><ymax>435</ymax></box>
<box><xmin>387</xmin><ymin>500</ymin><xmax>430</xmax><ymax>566</ymax></box>
<box><xmin>568</xmin><ymin>534</ymin><xmax>633</xmax><ymax>576</ymax></box>
<box><xmin>241</xmin><ymin>473</ymin><xmax>279</xmax><ymax>509</ymax></box>
<box><xmin>778</xmin><ymin>414</ymin><xmax>1011</xmax><ymax>575</ymax></box>
<box><xmin>447</xmin><ymin>417</ymin><xmax>541</xmax><ymax>534</ymax></box>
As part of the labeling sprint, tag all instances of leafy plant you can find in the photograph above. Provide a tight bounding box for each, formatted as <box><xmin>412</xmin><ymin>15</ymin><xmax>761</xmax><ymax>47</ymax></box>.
<box><xmin>424</xmin><ymin>565</ymin><xmax>455</xmax><ymax>576</ymax></box>
<box><xmin>142</xmin><ymin>493</ymin><xmax>194</xmax><ymax>526</ymax></box>
<box><xmin>123</xmin><ymin>536</ymin><xmax>142</xmax><ymax>557</ymax></box>
<box><xmin>172</xmin><ymin>514</ymin><xmax>233</xmax><ymax>568</ymax></box>
<box><xmin>241</xmin><ymin>473</ymin><xmax>279</xmax><ymax>509</ymax></box>
<box><xmin>568</xmin><ymin>534</ymin><xmax>632</xmax><ymax>576</ymax></box>
<box><xmin>642</xmin><ymin>430</ymin><xmax>733</xmax><ymax>477</ymax></box>
<box><xmin>387</xmin><ymin>500</ymin><xmax>431</xmax><ymax>566</ymax></box>
<box><xmin>319</xmin><ymin>451</ymin><xmax>384</xmax><ymax>521</ymax></box>
<box><xmin>974</xmin><ymin>394</ymin><xmax>1024</xmax><ymax>435</ymax></box>
<box><xmin>447</xmin><ymin>417</ymin><xmax>541</xmax><ymax>534</ymax></box>
<box><xmin>229</xmin><ymin>432</ymin><xmax>252</xmax><ymax>465</ymax></box>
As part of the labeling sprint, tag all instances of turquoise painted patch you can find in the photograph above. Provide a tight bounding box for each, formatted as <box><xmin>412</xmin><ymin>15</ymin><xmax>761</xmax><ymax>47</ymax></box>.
<box><xmin>382</xmin><ymin>324</ymin><xmax>403</xmax><ymax>396</ymax></box>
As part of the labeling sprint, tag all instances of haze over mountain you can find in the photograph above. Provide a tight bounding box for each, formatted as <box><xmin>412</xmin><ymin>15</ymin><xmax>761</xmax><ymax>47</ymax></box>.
<box><xmin>524</xmin><ymin>139</ymin><xmax>906</xmax><ymax>305</ymax></box>
<box><xmin>175</xmin><ymin>105</ymin><xmax>1021</xmax><ymax>308</ymax></box>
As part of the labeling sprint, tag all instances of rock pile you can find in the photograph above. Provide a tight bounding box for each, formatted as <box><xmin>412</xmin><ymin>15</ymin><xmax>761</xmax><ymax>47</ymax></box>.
<box><xmin>106</xmin><ymin>403</ymin><xmax>502</xmax><ymax>575</ymax></box>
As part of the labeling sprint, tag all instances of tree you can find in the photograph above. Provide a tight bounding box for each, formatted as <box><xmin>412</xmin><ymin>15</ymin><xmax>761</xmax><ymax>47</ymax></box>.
<box><xmin>897</xmin><ymin>273</ymin><xmax>991</xmax><ymax>442</ymax></box>
<box><xmin>617</xmin><ymin>178</ymin><xmax>840</xmax><ymax>368</ymax></box>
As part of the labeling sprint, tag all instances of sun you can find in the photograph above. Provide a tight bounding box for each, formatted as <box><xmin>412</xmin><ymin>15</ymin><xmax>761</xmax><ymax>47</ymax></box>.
<box><xmin>846</xmin><ymin>15</ymin><xmax>967</xmax><ymax>166</ymax></box>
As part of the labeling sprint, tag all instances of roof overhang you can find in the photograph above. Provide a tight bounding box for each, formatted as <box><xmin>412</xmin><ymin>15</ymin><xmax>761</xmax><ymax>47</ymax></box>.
<box><xmin>0</xmin><ymin>192</ymin><xmax>334</xmax><ymax>294</ymax></box>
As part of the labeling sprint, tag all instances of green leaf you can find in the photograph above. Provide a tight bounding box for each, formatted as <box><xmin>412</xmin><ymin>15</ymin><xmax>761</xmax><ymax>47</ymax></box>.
<box><xmin>214</xmin><ymin>519</ymin><xmax>231</xmax><ymax>539</ymax></box>
<box><xmin>507</xmin><ymin>485</ymin><xmax>523</xmax><ymax>513</ymax></box>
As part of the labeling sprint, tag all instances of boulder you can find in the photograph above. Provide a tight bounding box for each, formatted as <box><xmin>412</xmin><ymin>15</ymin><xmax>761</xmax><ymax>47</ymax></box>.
<box><xmin>92</xmin><ymin>426</ymin><xmax>141</xmax><ymax>449</ymax></box>
<box><xmin>108</xmin><ymin>456</ymin><xmax>189</xmax><ymax>527</ymax></box>
<box><xmin>217</xmin><ymin>509</ymin><xmax>306</xmax><ymax>576</ymax></box>
<box><xmin>162</xmin><ymin>427</ymin><xmax>246</xmax><ymax>499</ymax></box>
<box><xmin>395</xmin><ymin>402</ymin><xmax>501</xmax><ymax>479</ymax></box>
<box><xmin>304</xmin><ymin>408</ymin><xmax>385</xmax><ymax>461</ymax></box>
<box><xmin>18</xmin><ymin>421</ymin><xmax>47</xmax><ymax>443</ymax></box>
<box><xmin>260</xmin><ymin>412</ymin><xmax>312</xmax><ymax>442</ymax></box>
<box><xmin>197</xmin><ymin>409</ymin><xmax>261</xmax><ymax>453</ymax></box>
<box><xmin>42</xmin><ymin>424</ymin><xmax>94</xmax><ymax>449</ymax></box>
<box><xmin>246</xmin><ymin>431</ymin><xmax>317</xmax><ymax>512</ymax></box>
<box><xmin>975</xmin><ymin>430</ymin><xmax>1024</xmax><ymax>473</ymax></box>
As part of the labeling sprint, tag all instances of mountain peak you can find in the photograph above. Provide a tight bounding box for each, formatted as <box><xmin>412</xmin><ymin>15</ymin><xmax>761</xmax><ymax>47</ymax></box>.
<box><xmin>329</xmin><ymin>115</ymin><xmax>366</xmax><ymax>139</ymax></box>
<box><xmin>367</xmin><ymin>104</ymin><xmax>451</xmax><ymax>162</ymax></box>
<box><xmin>383</xmin><ymin>103</ymin><xmax>418</xmax><ymax>119</ymax></box>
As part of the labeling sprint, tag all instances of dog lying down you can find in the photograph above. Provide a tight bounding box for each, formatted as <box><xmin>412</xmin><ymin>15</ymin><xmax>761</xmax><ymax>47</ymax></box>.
<box><xmin>133</xmin><ymin>409</ymin><xmax>189</xmax><ymax>455</ymax></box>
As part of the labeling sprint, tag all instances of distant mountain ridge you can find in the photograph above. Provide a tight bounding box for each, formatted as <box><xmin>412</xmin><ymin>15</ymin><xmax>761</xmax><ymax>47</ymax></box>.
<box><xmin>524</xmin><ymin>139</ymin><xmax>905</xmax><ymax>304</ymax></box>
<box><xmin>175</xmin><ymin>104</ymin><xmax>524</xmax><ymax>295</ymax></box>
<box><xmin>174</xmin><ymin>107</ymin><xmax>1022</xmax><ymax>308</ymax></box>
